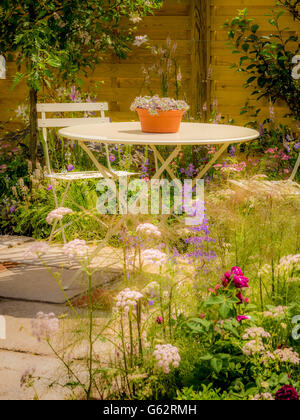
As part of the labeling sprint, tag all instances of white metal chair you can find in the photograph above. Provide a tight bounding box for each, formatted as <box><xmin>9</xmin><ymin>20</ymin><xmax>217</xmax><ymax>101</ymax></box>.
<box><xmin>37</xmin><ymin>102</ymin><xmax>136</xmax><ymax>243</ymax></box>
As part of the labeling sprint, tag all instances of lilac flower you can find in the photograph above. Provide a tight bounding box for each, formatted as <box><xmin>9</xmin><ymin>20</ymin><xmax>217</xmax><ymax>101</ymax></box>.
<box><xmin>67</xmin><ymin>164</ymin><xmax>74</xmax><ymax>172</ymax></box>
<box><xmin>295</xmin><ymin>142</ymin><xmax>300</xmax><ymax>150</ymax></box>
<box><xmin>229</xmin><ymin>146</ymin><xmax>236</xmax><ymax>157</ymax></box>
<box><xmin>259</xmin><ymin>123</ymin><xmax>265</xmax><ymax>136</ymax></box>
<box><xmin>47</xmin><ymin>185</ymin><xmax>53</xmax><ymax>191</ymax></box>
<box><xmin>109</xmin><ymin>155</ymin><xmax>116</xmax><ymax>162</ymax></box>
<box><xmin>70</xmin><ymin>86</ymin><xmax>77</xmax><ymax>101</ymax></box>
<box><xmin>9</xmin><ymin>204</ymin><xmax>17</xmax><ymax>213</ymax></box>
<box><xmin>148</xmin><ymin>300</ymin><xmax>154</xmax><ymax>306</ymax></box>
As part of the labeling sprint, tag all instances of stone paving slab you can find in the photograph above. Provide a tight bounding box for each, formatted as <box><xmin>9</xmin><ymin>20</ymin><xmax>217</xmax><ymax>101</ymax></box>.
<box><xmin>0</xmin><ymin>264</ymin><xmax>121</xmax><ymax>303</ymax></box>
<box><xmin>0</xmin><ymin>243</ymin><xmax>80</xmax><ymax>269</ymax></box>
<box><xmin>0</xmin><ymin>235</ymin><xmax>34</xmax><ymax>249</ymax></box>
<box><xmin>0</xmin><ymin>350</ymin><xmax>72</xmax><ymax>400</ymax></box>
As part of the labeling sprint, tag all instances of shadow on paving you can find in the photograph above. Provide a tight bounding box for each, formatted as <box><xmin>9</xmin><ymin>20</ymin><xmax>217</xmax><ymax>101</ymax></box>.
<box><xmin>0</xmin><ymin>263</ymin><xmax>122</xmax><ymax>310</ymax></box>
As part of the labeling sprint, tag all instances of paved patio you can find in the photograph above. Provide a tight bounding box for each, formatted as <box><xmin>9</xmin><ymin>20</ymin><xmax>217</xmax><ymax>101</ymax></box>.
<box><xmin>0</xmin><ymin>235</ymin><xmax>121</xmax><ymax>400</ymax></box>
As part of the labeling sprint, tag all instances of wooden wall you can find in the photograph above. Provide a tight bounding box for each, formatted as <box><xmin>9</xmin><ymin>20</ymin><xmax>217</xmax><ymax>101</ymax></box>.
<box><xmin>0</xmin><ymin>0</ymin><xmax>298</xmax><ymax>127</ymax></box>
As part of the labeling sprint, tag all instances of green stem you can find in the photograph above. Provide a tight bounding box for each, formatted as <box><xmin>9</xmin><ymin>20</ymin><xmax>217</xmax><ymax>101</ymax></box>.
<box><xmin>87</xmin><ymin>272</ymin><xmax>93</xmax><ymax>400</ymax></box>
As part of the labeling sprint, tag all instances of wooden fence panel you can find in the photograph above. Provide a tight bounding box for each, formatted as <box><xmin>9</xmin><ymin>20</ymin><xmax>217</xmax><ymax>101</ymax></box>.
<box><xmin>0</xmin><ymin>0</ymin><xmax>298</xmax><ymax>128</ymax></box>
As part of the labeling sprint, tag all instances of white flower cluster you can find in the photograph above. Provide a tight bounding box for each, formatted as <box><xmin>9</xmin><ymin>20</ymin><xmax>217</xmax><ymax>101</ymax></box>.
<box><xmin>263</xmin><ymin>305</ymin><xmax>288</xmax><ymax>318</ymax></box>
<box><xmin>31</xmin><ymin>312</ymin><xmax>59</xmax><ymax>342</ymax></box>
<box><xmin>130</xmin><ymin>96</ymin><xmax>189</xmax><ymax>115</ymax></box>
<box><xmin>115</xmin><ymin>288</ymin><xmax>144</xmax><ymax>314</ymax></box>
<box><xmin>142</xmin><ymin>249</ymin><xmax>168</xmax><ymax>266</ymax></box>
<box><xmin>24</xmin><ymin>242</ymin><xmax>50</xmax><ymax>258</ymax></box>
<box><xmin>251</xmin><ymin>393</ymin><xmax>274</xmax><ymax>401</ymax></box>
<box><xmin>133</xmin><ymin>35</ymin><xmax>148</xmax><ymax>47</ymax></box>
<box><xmin>136</xmin><ymin>223</ymin><xmax>162</xmax><ymax>239</ymax></box>
<box><xmin>273</xmin><ymin>347</ymin><xmax>300</xmax><ymax>365</ymax></box>
<box><xmin>242</xmin><ymin>339</ymin><xmax>265</xmax><ymax>356</ymax></box>
<box><xmin>242</xmin><ymin>327</ymin><xmax>271</xmax><ymax>340</ymax></box>
<box><xmin>63</xmin><ymin>239</ymin><xmax>89</xmax><ymax>260</ymax></box>
<box><xmin>278</xmin><ymin>254</ymin><xmax>300</xmax><ymax>273</ymax></box>
<box><xmin>46</xmin><ymin>207</ymin><xmax>73</xmax><ymax>224</ymax></box>
<box><xmin>153</xmin><ymin>344</ymin><xmax>180</xmax><ymax>374</ymax></box>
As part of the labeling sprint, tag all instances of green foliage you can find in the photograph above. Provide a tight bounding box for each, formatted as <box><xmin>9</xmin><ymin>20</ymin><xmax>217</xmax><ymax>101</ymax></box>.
<box><xmin>224</xmin><ymin>7</ymin><xmax>300</xmax><ymax>120</ymax></box>
<box><xmin>176</xmin><ymin>385</ymin><xmax>231</xmax><ymax>401</ymax></box>
<box><xmin>0</xmin><ymin>0</ymin><xmax>163</xmax><ymax>90</ymax></box>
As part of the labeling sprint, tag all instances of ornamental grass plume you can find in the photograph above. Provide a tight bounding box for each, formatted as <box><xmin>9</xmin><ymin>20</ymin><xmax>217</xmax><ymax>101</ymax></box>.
<box><xmin>46</xmin><ymin>207</ymin><xmax>73</xmax><ymax>224</ymax></box>
<box><xmin>153</xmin><ymin>344</ymin><xmax>180</xmax><ymax>374</ymax></box>
<box><xmin>275</xmin><ymin>385</ymin><xmax>299</xmax><ymax>401</ymax></box>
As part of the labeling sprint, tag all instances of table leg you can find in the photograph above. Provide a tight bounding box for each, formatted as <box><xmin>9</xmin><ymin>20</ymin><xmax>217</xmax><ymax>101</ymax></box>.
<box><xmin>150</xmin><ymin>145</ymin><xmax>181</xmax><ymax>180</ymax></box>
<box><xmin>192</xmin><ymin>142</ymin><xmax>230</xmax><ymax>187</ymax></box>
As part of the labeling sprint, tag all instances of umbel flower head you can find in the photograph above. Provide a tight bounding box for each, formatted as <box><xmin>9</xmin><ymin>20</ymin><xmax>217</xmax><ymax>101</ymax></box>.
<box><xmin>63</xmin><ymin>239</ymin><xmax>89</xmax><ymax>261</ymax></box>
<box><xmin>153</xmin><ymin>344</ymin><xmax>181</xmax><ymax>374</ymax></box>
<box><xmin>46</xmin><ymin>207</ymin><xmax>73</xmax><ymax>224</ymax></box>
<box><xmin>136</xmin><ymin>223</ymin><xmax>162</xmax><ymax>239</ymax></box>
<box><xmin>31</xmin><ymin>312</ymin><xmax>59</xmax><ymax>342</ymax></box>
<box><xmin>275</xmin><ymin>385</ymin><xmax>299</xmax><ymax>401</ymax></box>
<box><xmin>115</xmin><ymin>288</ymin><xmax>144</xmax><ymax>314</ymax></box>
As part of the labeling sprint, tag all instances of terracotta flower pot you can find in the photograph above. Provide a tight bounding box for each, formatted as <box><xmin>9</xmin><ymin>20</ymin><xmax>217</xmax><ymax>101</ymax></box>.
<box><xmin>136</xmin><ymin>108</ymin><xmax>185</xmax><ymax>133</ymax></box>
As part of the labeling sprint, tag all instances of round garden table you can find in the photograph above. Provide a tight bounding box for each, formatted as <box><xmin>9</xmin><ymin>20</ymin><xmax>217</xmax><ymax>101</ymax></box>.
<box><xmin>58</xmin><ymin>122</ymin><xmax>259</xmax><ymax>288</ymax></box>
<box><xmin>59</xmin><ymin>122</ymin><xmax>259</xmax><ymax>183</ymax></box>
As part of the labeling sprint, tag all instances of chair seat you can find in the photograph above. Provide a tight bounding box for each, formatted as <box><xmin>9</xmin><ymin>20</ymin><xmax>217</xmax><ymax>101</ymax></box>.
<box><xmin>45</xmin><ymin>171</ymin><xmax>138</xmax><ymax>180</ymax></box>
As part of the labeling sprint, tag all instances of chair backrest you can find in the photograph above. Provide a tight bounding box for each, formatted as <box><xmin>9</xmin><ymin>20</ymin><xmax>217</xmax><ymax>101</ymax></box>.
<box><xmin>37</xmin><ymin>102</ymin><xmax>110</xmax><ymax>129</ymax></box>
<box><xmin>37</xmin><ymin>102</ymin><xmax>112</xmax><ymax>173</ymax></box>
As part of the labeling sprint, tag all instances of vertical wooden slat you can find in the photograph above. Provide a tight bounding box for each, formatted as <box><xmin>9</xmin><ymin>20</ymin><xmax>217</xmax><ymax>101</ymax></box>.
<box><xmin>190</xmin><ymin>0</ymin><xmax>210</xmax><ymax>119</ymax></box>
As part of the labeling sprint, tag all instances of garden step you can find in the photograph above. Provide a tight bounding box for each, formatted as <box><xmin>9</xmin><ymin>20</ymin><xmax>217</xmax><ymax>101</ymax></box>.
<box><xmin>0</xmin><ymin>264</ymin><xmax>121</xmax><ymax>304</ymax></box>
<box><xmin>0</xmin><ymin>235</ymin><xmax>34</xmax><ymax>250</ymax></box>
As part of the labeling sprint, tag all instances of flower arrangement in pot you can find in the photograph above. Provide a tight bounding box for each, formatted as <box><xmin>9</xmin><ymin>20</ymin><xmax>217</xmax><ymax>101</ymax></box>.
<box><xmin>130</xmin><ymin>96</ymin><xmax>190</xmax><ymax>133</ymax></box>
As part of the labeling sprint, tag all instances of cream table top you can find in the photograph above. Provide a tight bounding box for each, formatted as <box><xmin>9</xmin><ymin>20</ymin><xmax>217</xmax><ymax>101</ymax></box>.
<box><xmin>59</xmin><ymin>122</ymin><xmax>259</xmax><ymax>146</ymax></box>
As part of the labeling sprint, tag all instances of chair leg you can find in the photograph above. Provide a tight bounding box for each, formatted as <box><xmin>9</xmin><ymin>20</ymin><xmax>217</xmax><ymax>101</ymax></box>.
<box><xmin>48</xmin><ymin>180</ymin><xmax>71</xmax><ymax>244</ymax></box>
<box><xmin>289</xmin><ymin>153</ymin><xmax>300</xmax><ymax>182</ymax></box>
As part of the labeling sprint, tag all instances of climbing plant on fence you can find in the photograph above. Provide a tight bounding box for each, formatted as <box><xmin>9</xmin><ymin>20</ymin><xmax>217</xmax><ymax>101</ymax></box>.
<box><xmin>0</xmin><ymin>0</ymin><xmax>163</xmax><ymax>167</ymax></box>
<box><xmin>223</xmin><ymin>6</ymin><xmax>300</xmax><ymax>121</ymax></box>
